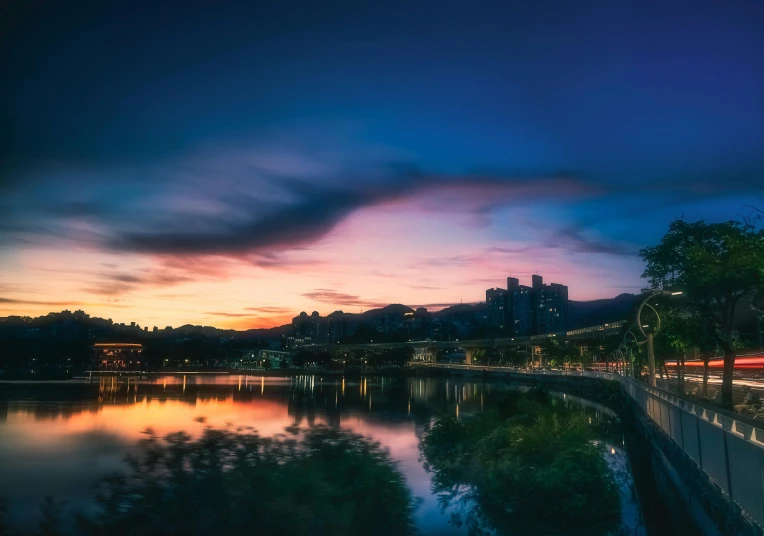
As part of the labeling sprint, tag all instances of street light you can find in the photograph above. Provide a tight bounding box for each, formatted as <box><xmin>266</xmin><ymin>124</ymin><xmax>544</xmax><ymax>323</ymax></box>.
<box><xmin>622</xmin><ymin>328</ymin><xmax>643</xmax><ymax>379</ymax></box>
<box><xmin>637</xmin><ymin>290</ymin><xmax>682</xmax><ymax>387</ymax></box>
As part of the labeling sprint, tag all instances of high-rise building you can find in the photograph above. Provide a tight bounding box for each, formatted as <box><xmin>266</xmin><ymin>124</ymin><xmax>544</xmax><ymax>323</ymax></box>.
<box><xmin>532</xmin><ymin>277</ymin><xmax>568</xmax><ymax>334</ymax></box>
<box><xmin>506</xmin><ymin>277</ymin><xmax>533</xmax><ymax>336</ymax></box>
<box><xmin>485</xmin><ymin>288</ymin><xmax>508</xmax><ymax>330</ymax></box>
<box><xmin>486</xmin><ymin>274</ymin><xmax>569</xmax><ymax>336</ymax></box>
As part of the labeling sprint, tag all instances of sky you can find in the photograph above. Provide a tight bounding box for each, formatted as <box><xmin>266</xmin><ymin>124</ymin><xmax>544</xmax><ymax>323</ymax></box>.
<box><xmin>1</xmin><ymin>0</ymin><xmax>763</xmax><ymax>329</ymax></box>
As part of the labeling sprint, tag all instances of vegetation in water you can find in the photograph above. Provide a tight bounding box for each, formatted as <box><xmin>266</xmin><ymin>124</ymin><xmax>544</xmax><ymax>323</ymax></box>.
<box><xmin>12</xmin><ymin>426</ymin><xmax>416</xmax><ymax>536</ymax></box>
<box><xmin>420</xmin><ymin>389</ymin><xmax>621</xmax><ymax>535</ymax></box>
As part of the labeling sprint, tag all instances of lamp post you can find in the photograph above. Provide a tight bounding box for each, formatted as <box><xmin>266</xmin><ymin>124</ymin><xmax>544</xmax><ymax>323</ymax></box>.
<box><xmin>637</xmin><ymin>290</ymin><xmax>682</xmax><ymax>387</ymax></box>
<box><xmin>618</xmin><ymin>343</ymin><xmax>629</xmax><ymax>377</ymax></box>
<box><xmin>622</xmin><ymin>328</ymin><xmax>642</xmax><ymax>379</ymax></box>
<box><xmin>616</xmin><ymin>348</ymin><xmax>626</xmax><ymax>375</ymax></box>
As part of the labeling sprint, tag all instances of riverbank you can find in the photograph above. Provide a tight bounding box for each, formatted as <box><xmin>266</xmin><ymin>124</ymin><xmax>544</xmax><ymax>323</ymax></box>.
<box><xmin>0</xmin><ymin>366</ymin><xmax>412</xmax><ymax>382</ymax></box>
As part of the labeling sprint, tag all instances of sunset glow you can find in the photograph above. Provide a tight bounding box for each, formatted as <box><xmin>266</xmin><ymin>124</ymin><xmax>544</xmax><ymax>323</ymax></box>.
<box><xmin>2</xmin><ymin>2</ymin><xmax>761</xmax><ymax>328</ymax></box>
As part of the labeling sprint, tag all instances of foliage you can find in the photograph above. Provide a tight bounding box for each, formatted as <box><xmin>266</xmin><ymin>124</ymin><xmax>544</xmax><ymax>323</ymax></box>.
<box><xmin>540</xmin><ymin>339</ymin><xmax>579</xmax><ymax>368</ymax></box>
<box><xmin>421</xmin><ymin>390</ymin><xmax>620</xmax><ymax>535</ymax></box>
<box><xmin>37</xmin><ymin>426</ymin><xmax>415</xmax><ymax>536</ymax></box>
<box><xmin>640</xmin><ymin>219</ymin><xmax>764</xmax><ymax>406</ymax></box>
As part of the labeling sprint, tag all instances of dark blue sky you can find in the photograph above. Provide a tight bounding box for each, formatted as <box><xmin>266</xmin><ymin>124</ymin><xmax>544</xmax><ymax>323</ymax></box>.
<box><xmin>1</xmin><ymin>0</ymin><xmax>763</xmax><ymax>325</ymax></box>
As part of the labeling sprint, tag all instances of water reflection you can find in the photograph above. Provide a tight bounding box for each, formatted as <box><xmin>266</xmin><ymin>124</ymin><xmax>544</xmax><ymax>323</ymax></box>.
<box><xmin>420</xmin><ymin>387</ymin><xmax>644</xmax><ymax>536</ymax></box>
<box><xmin>0</xmin><ymin>375</ymin><xmax>646</xmax><ymax>535</ymax></box>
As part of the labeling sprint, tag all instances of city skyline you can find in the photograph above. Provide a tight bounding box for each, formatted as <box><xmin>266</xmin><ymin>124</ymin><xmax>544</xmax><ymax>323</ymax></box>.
<box><xmin>2</xmin><ymin>270</ymin><xmax>598</xmax><ymax>332</ymax></box>
<box><xmin>2</xmin><ymin>1</ymin><xmax>762</xmax><ymax>329</ymax></box>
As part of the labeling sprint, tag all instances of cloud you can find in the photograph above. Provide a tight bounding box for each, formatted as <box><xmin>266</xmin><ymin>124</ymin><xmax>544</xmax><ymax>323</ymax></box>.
<box><xmin>460</xmin><ymin>277</ymin><xmax>509</xmax><ymax>286</ymax></box>
<box><xmin>554</xmin><ymin>225</ymin><xmax>638</xmax><ymax>256</ymax></box>
<box><xmin>0</xmin><ymin>297</ymin><xmax>128</xmax><ymax>308</ymax></box>
<box><xmin>104</xmin><ymin>171</ymin><xmax>593</xmax><ymax>258</ymax></box>
<box><xmin>204</xmin><ymin>311</ymin><xmax>254</xmax><ymax>318</ymax></box>
<box><xmin>82</xmin><ymin>269</ymin><xmax>195</xmax><ymax>296</ymax></box>
<box><xmin>413</xmin><ymin>253</ymin><xmax>483</xmax><ymax>268</ymax></box>
<box><xmin>0</xmin><ymin>297</ymin><xmax>83</xmax><ymax>306</ymax></box>
<box><xmin>0</xmin><ymin>137</ymin><xmax>606</xmax><ymax>261</ymax></box>
<box><xmin>3</xmin><ymin>130</ymin><xmax>759</xmax><ymax>269</ymax></box>
<box><xmin>409</xmin><ymin>302</ymin><xmax>479</xmax><ymax>310</ymax></box>
<box><xmin>245</xmin><ymin>306</ymin><xmax>294</xmax><ymax>314</ymax></box>
<box><xmin>302</xmin><ymin>289</ymin><xmax>387</xmax><ymax>309</ymax></box>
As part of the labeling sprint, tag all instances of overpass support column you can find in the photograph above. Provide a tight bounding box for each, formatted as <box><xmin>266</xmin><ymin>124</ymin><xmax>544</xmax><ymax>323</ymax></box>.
<box><xmin>465</xmin><ymin>349</ymin><xmax>473</xmax><ymax>365</ymax></box>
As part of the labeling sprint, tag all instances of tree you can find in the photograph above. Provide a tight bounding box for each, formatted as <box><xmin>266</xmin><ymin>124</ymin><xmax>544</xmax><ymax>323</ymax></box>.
<box><xmin>420</xmin><ymin>391</ymin><xmax>620</xmax><ymax>534</ymax></box>
<box><xmin>539</xmin><ymin>339</ymin><xmax>577</xmax><ymax>369</ymax></box>
<box><xmin>70</xmin><ymin>427</ymin><xmax>415</xmax><ymax>536</ymax></box>
<box><xmin>659</xmin><ymin>308</ymin><xmax>720</xmax><ymax>396</ymax></box>
<box><xmin>640</xmin><ymin>220</ymin><xmax>764</xmax><ymax>408</ymax></box>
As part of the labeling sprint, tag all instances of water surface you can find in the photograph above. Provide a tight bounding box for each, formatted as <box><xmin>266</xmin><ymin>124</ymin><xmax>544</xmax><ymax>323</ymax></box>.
<box><xmin>0</xmin><ymin>374</ymin><xmax>646</xmax><ymax>534</ymax></box>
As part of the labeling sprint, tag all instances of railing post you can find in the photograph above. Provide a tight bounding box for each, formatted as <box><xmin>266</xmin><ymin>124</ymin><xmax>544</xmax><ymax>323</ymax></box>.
<box><xmin>722</xmin><ymin>430</ymin><xmax>734</xmax><ymax>499</ymax></box>
<box><xmin>696</xmin><ymin>416</ymin><xmax>703</xmax><ymax>469</ymax></box>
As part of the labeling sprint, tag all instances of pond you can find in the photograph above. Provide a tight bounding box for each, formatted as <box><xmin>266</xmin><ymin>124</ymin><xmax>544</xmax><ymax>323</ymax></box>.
<box><xmin>0</xmin><ymin>374</ymin><xmax>657</xmax><ymax>535</ymax></box>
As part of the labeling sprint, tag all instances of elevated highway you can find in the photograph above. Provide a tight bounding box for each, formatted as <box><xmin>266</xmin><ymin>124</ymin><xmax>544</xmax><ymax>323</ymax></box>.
<box><xmin>296</xmin><ymin>320</ymin><xmax>627</xmax><ymax>354</ymax></box>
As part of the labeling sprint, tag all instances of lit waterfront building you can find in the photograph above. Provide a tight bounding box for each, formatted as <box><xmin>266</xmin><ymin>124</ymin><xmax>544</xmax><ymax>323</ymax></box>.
<box><xmin>91</xmin><ymin>343</ymin><xmax>144</xmax><ymax>370</ymax></box>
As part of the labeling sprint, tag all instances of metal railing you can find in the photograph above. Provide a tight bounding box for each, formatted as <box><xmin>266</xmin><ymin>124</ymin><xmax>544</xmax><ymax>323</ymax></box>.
<box><xmin>415</xmin><ymin>363</ymin><xmax>764</xmax><ymax>530</ymax></box>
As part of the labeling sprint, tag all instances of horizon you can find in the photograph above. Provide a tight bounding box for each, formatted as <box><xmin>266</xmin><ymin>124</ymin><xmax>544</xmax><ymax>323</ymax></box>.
<box><xmin>1</xmin><ymin>289</ymin><xmax>639</xmax><ymax>330</ymax></box>
<box><xmin>2</xmin><ymin>1</ymin><xmax>762</xmax><ymax>329</ymax></box>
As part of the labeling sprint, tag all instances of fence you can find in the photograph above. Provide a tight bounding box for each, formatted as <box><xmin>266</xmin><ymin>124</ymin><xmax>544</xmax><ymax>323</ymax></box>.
<box><xmin>621</xmin><ymin>374</ymin><xmax>764</xmax><ymax>530</ymax></box>
<box><xmin>418</xmin><ymin>363</ymin><xmax>764</xmax><ymax>530</ymax></box>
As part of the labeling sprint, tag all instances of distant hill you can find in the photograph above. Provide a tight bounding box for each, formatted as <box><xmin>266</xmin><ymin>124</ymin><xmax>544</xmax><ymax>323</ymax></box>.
<box><xmin>170</xmin><ymin>323</ymin><xmax>292</xmax><ymax>339</ymax></box>
<box><xmin>568</xmin><ymin>293</ymin><xmax>637</xmax><ymax>330</ymax></box>
<box><xmin>359</xmin><ymin>304</ymin><xmax>414</xmax><ymax>319</ymax></box>
<box><xmin>245</xmin><ymin>295</ymin><xmax>636</xmax><ymax>333</ymax></box>
<box><xmin>2</xmin><ymin>294</ymin><xmax>638</xmax><ymax>342</ymax></box>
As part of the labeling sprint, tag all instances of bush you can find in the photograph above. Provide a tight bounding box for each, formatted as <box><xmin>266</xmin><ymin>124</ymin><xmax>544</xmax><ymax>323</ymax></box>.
<box><xmin>421</xmin><ymin>393</ymin><xmax>620</xmax><ymax>535</ymax></box>
<box><xmin>49</xmin><ymin>427</ymin><xmax>415</xmax><ymax>536</ymax></box>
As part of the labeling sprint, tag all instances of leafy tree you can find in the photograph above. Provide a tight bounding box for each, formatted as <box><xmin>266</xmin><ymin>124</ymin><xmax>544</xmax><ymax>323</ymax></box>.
<box><xmin>291</xmin><ymin>349</ymin><xmax>314</xmax><ymax>367</ymax></box>
<box><xmin>57</xmin><ymin>427</ymin><xmax>416</xmax><ymax>536</ymax></box>
<box><xmin>499</xmin><ymin>347</ymin><xmax>529</xmax><ymax>367</ymax></box>
<box><xmin>421</xmin><ymin>391</ymin><xmax>620</xmax><ymax>535</ymax></box>
<box><xmin>540</xmin><ymin>339</ymin><xmax>562</xmax><ymax>367</ymax></box>
<box><xmin>640</xmin><ymin>220</ymin><xmax>764</xmax><ymax>408</ymax></box>
<box><xmin>658</xmin><ymin>308</ymin><xmax>720</xmax><ymax>396</ymax></box>
<box><xmin>539</xmin><ymin>339</ymin><xmax>579</xmax><ymax>368</ymax></box>
<box><xmin>380</xmin><ymin>348</ymin><xmax>413</xmax><ymax>366</ymax></box>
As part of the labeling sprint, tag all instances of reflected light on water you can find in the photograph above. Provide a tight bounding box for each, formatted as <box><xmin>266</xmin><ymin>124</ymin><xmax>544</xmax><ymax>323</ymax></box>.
<box><xmin>0</xmin><ymin>374</ymin><xmax>641</xmax><ymax>535</ymax></box>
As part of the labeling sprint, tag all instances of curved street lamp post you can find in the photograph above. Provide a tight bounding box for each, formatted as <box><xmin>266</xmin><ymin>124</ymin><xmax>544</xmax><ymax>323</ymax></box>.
<box><xmin>637</xmin><ymin>290</ymin><xmax>682</xmax><ymax>387</ymax></box>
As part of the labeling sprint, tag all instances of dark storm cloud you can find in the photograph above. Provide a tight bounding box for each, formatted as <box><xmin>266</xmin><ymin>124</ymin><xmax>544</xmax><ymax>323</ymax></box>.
<box><xmin>110</xmin><ymin>187</ymin><xmax>366</xmax><ymax>255</ymax></box>
<box><xmin>105</xmin><ymin>172</ymin><xmax>593</xmax><ymax>256</ymax></box>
